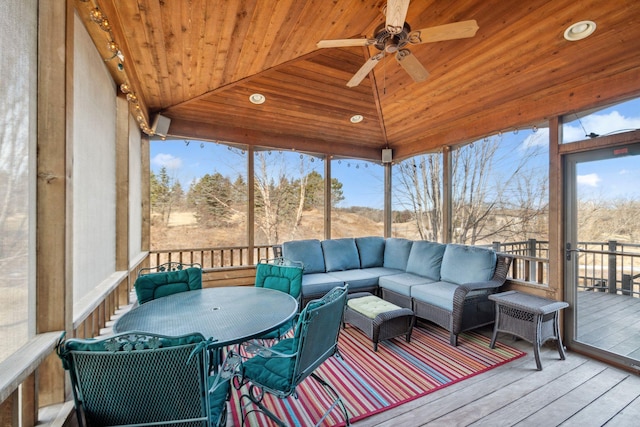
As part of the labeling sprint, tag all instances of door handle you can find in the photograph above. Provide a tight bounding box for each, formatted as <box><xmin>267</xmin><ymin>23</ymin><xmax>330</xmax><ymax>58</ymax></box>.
<box><xmin>565</xmin><ymin>243</ymin><xmax>581</xmax><ymax>261</ymax></box>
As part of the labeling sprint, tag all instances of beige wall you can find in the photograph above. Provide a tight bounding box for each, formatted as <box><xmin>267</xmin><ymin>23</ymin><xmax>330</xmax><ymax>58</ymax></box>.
<box><xmin>72</xmin><ymin>12</ymin><xmax>117</xmax><ymax>302</ymax></box>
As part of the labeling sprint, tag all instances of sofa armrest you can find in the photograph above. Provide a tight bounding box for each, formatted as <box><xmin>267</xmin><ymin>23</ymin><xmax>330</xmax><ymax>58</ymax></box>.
<box><xmin>450</xmin><ymin>254</ymin><xmax>513</xmax><ymax>336</ymax></box>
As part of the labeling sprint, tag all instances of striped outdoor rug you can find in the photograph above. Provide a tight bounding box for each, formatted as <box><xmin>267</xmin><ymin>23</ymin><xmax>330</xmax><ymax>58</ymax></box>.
<box><xmin>229</xmin><ymin>322</ymin><xmax>525</xmax><ymax>426</ymax></box>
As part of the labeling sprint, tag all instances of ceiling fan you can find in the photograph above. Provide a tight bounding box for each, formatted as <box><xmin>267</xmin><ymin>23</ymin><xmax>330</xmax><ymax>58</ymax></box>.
<box><xmin>316</xmin><ymin>0</ymin><xmax>479</xmax><ymax>87</ymax></box>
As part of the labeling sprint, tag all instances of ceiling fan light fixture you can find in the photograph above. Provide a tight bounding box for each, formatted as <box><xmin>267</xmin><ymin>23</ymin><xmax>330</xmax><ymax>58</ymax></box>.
<box><xmin>249</xmin><ymin>93</ymin><xmax>266</xmax><ymax>104</ymax></box>
<box><xmin>564</xmin><ymin>20</ymin><xmax>596</xmax><ymax>41</ymax></box>
<box><xmin>350</xmin><ymin>114</ymin><xmax>364</xmax><ymax>124</ymax></box>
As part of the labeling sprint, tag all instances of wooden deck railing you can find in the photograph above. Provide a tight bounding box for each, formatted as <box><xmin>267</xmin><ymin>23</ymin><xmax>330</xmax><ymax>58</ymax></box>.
<box><xmin>149</xmin><ymin>244</ymin><xmax>279</xmax><ymax>269</ymax></box>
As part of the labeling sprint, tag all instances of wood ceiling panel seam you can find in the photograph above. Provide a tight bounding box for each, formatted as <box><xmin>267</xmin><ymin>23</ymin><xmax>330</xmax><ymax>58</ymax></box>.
<box><xmin>93</xmin><ymin>0</ymin><xmax>159</xmax><ymax>112</ymax></box>
<box><xmin>384</xmin><ymin>25</ymin><xmax>640</xmax><ymax>140</ymax></box>
<box><xmin>244</xmin><ymin>76</ymin><xmax>379</xmax><ymax>112</ymax></box>
<box><xmin>395</xmin><ymin>66</ymin><xmax>640</xmax><ymax>157</ymax></box>
<box><xmin>160</xmin><ymin>50</ymin><xmax>327</xmax><ymax>112</ymax></box>
<box><xmin>250</xmin><ymin>0</ymin><xmax>303</xmax><ymax>72</ymax></box>
<box><xmin>133</xmin><ymin>0</ymin><xmax>173</xmax><ymax>109</ymax></box>
<box><xmin>170</xmin><ymin>118</ymin><xmax>383</xmax><ymax>151</ymax></box>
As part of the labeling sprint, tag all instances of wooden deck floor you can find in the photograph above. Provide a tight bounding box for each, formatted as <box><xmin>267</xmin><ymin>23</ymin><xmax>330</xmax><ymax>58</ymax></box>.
<box><xmin>107</xmin><ymin>295</ymin><xmax>640</xmax><ymax>427</ymax></box>
<box><xmin>356</xmin><ymin>292</ymin><xmax>640</xmax><ymax>426</ymax></box>
<box><xmin>353</xmin><ymin>324</ymin><xmax>640</xmax><ymax>427</ymax></box>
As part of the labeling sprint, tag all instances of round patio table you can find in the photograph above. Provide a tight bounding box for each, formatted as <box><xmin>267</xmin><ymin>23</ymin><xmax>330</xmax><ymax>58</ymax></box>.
<box><xmin>113</xmin><ymin>287</ymin><xmax>298</xmax><ymax>346</ymax></box>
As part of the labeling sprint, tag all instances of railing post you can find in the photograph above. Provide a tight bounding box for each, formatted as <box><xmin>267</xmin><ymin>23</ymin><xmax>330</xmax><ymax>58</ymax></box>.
<box><xmin>608</xmin><ymin>240</ymin><xmax>617</xmax><ymax>294</ymax></box>
<box><xmin>622</xmin><ymin>274</ymin><xmax>632</xmax><ymax>296</ymax></box>
<box><xmin>492</xmin><ymin>241</ymin><xmax>501</xmax><ymax>252</ymax></box>
<box><xmin>528</xmin><ymin>238</ymin><xmax>537</xmax><ymax>282</ymax></box>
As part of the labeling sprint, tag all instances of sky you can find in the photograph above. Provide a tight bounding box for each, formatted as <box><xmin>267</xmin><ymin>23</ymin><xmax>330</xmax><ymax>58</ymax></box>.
<box><xmin>150</xmin><ymin>98</ymin><xmax>640</xmax><ymax>207</ymax></box>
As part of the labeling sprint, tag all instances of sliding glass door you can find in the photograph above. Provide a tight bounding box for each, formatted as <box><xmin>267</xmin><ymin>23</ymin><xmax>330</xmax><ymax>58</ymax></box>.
<box><xmin>564</xmin><ymin>143</ymin><xmax>640</xmax><ymax>369</ymax></box>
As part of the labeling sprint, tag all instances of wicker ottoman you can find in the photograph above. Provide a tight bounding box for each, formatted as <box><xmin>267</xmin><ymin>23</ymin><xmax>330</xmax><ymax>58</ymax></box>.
<box><xmin>344</xmin><ymin>292</ymin><xmax>415</xmax><ymax>351</ymax></box>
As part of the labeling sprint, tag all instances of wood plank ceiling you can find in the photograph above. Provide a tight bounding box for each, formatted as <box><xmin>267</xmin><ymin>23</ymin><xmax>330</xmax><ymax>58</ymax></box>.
<box><xmin>79</xmin><ymin>0</ymin><xmax>640</xmax><ymax>162</ymax></box>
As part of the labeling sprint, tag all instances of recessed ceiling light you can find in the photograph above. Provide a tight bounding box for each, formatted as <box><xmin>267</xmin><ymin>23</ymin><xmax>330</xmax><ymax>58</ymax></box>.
<box><xmin>564</xmin><ymin>20</ymin><xmax>596</xmax><ymax>41</ymax></box>
<box><xmin>350</xmin><ymin>114</ymin><xmax>364</xmax><ymax>124</ymax></box>
<box><xmin>249</xmin><ymin>93</ymin><xmax>266</xmax><ymax>104</ymax></box>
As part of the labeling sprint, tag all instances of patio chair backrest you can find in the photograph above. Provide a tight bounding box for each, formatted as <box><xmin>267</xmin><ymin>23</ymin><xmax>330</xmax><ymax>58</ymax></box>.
<box><xmin>135</xmin><ymin>262</ymin><xmax>202</xmax><ymax>304</ymax></box>
<box><xmin>57</xmin><ymin>331</ymin><xmax>226</xmax><ymax>427</ymax></box>
<box><xmin>254</xmin><ymin>260</ymin><xmax>304</xmax><ymax>301</ymax></box>
<box><xmin>293</xmin><ymin>285</ymin><xmax>348</xmax><ymax>383</ymax></box>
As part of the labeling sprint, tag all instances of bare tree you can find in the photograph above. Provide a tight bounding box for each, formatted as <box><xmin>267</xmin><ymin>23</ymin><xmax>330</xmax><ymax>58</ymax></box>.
<box><xmin>394</xmin><ymin>134</ymin><xmax>548</xmax><ymax>244</ymax></box>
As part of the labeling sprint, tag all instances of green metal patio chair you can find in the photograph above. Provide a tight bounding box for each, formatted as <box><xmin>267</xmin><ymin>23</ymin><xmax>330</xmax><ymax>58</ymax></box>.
<box><xmin>56</xmin><ymin>331</ymin><xmax>229</xmax><ymax>427</ymax></box>
<box><xmin>234</xmin><ymin>285</ymin><xmax>350</xmax><ymax>426</ymax></box>
<box><xmin>254</xmin><ymin>258</ymin><xmax>304</xmax><ymax>340</ymax></box>
<box><xmin>134</xmin><ymin>261</ymin><xmax>202</xmax><ymax>304</ymax></box>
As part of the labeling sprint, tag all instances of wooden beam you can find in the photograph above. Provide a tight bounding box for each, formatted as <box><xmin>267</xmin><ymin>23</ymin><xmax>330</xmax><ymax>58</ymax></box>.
<box><xmin>115</xmin><ymin>95</ymin><xmax>129</xmax><ymax>279</ymax></box>
<box><xmin>168</xmin><ymin>118</ymin><xmax>382</xmax><ymax>161</ymax></box>
<box><xmin>36</xmin><ymin>0</ymin><xmax>69</xmax><ymax>407</ymax></box>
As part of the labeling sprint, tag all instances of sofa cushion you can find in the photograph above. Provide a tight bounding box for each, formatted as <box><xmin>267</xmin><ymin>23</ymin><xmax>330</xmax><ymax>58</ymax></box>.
<box><xmin>355</xmin><ymin>236</ymin><xmax>385</xmax><ymax>268</ymax></box>
<box><xmin>326</xmin><ymin>269</ymin><xmax>379</xmax><ymax>291</ymax></box>
<box><xmin>440</xmin><ymin>244</ymin><xmax>497</xmax><ymax>285</ymax></box>
<box><xmin>406</xmin><ymin>241</ymin><xmax>446</xmax><ymax>280</ymax></box>
<box><xmin>411</xmin><ymin>281</ymin><xmax>489</xmax><ymax>311</ymax></box>
<box><xmin>282</xmin><ymin>239</ymin><xmax>325</xmax><ymax>274</ymax></box>
<box><xmin>411</xmin><ymin>282</ymin><xmax>457</xmax><ymax>311</ymax></box>
<box><xmin>360</xmin><ymin>267</ymin><xmax>404</xmax><ymax>278</ymax></box>
<box><xmin>322</xmin><ymin>238</ymin><xmax>360</xmax><ymax>272</ymax></box>
<box><xmin>383</xmin><ymin>238</ymin><xmax>413</xmax><ymax>271</ymax></box>
<box><xmin>378</xmin><ymin>272</ymin><xmax>435</xmax><ymax>297</ymax></box>
<box><xmin>300</xmin><ymin>273</ymin><xmax>344</xmax><ymax>298</ymax></box>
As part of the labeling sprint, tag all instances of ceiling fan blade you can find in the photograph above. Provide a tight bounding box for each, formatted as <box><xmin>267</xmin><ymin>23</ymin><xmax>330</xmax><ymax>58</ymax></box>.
<box><xmin>409</xmin><ymin>20</ymin><xmax>479</xmax><ymax>44</ymax></box>
<box><xmin>347</xmin><ymin>53</ymin><xmax>384</xmax><ymax>87</ymax></box>
<box><xmin>396</xmin><ymin>49</ymin><xmax>429</xmax><ymax>82</ymax></box>
<box><xmin>385</xmin><ymin>0</ymin><xmax>411</xmax><ymax>34</ymax></box>
<box><xmin>316</xmin><ymin>38</ymin><xmax>374</xmax><ymax>48</ymax></box>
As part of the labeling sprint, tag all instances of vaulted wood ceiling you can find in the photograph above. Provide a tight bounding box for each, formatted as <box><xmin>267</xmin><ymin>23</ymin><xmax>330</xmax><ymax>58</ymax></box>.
<box><xmin>79</xmin><ymin>0</ymin><xmax>640</xmax><ymax>162</ymax></box>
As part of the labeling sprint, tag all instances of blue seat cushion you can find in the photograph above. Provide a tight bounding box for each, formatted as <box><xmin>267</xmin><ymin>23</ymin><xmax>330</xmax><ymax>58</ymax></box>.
<box><xmin>322</xmin><ymin>238</ymin><xmax>360</xmax><ymax>272</ymax></box>
<box><xmin>440</xmin><ymin>244</ymin><xmax>497</xmax><ymax>285</ymax></box>
<box><xmin>406</xmin><ymin>241</ymin><xmax>446</xmax><ymax>280</ymax></box>
<box><xmin>378</xmin><ymin>273</ymin><xmax>435</xmax><ymax>297</ymax></box>
<box><xmin>359</xmin><ymin>267</ymin><xmax>404</xmax><ymax>278</ymax></box>
<box><xmin>411</xmin><ymin>281</ymin><xmax>488</xmax><ymax>311</ymax></box>
<box><xmin>383</xmin><ymin>238</ymin><xmax>413</xmax><ymax>271</ymax></box>
<box><xmin>411</xmin><ymin>282</ymin><xmax>458</xmax><ymax>311</ymax></box>
<box><xmin>282</xmin><ymin>239</ymin><xmax>326</xmax><ymax>274</ymax></box>
<box><xmin>300</xmin><ymin>273</ymin><xmax>344</xmax><ymax>297</ymax></box>
<box><xmin>355</xmin><ymin>236</ymin><xmax>385</xmax><ymax>268</ymax></box>
<box><xmin>326</xmin><ymin>269</ymin><xmax>379</xmax><ymax>290</ymax></box>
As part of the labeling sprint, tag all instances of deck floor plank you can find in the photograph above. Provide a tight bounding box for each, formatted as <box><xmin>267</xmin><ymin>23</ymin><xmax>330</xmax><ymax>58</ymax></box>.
<box><xmin>558</xmin><ymin>372</ymin><xmax>640</xmax><ymax>426</ymax></box>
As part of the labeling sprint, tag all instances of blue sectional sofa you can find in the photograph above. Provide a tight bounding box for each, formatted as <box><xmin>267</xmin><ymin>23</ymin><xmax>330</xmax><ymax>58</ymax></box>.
<box><xmin>281</xmin><ymin>237</ymin><xmax>512</xmax><ymax>346</ymax></box>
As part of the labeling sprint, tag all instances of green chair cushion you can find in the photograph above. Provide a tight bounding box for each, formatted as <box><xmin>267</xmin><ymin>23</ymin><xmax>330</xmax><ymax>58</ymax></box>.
<box><xmin>255</xmin><ymin>263</ymin><xmax>303</xmax><ymax>299</ymax></box>
<box><xmin>348</xmin><ymin>295</ymin><xmax>402</xmax><ymax>319</ymax></box>
<box><xmin>135</xmin><ymin>267</ymin><xmax>202</xmax><ymax>304</ymax></box>
<box><xmin>241</xmin><ymin>338</ymin><xmax>297</xmax><ymax>391</ymax></box>
<box><xmin>208</xmin><ymin>375</ymin><xmax>230</xmax><ymax>423</ymax></box>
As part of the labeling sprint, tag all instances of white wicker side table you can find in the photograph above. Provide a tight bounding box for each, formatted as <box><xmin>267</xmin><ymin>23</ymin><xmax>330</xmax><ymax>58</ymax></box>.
<box><xmin>489</xmin><ymin>290</ymin><xmax>569</xmax><ymax>370</ymax></box>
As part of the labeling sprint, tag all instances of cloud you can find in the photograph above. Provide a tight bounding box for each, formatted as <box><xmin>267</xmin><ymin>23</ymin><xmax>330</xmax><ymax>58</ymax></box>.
<box><xmin>577</xmin><ymin>173</ymin><xmax>601</xmax><ymax>187</ymax></box>
<box><xmin>151</xmin><ymin>153</ymin><xmax>182</xmax><ymax>170</ymax></box>
<box><xmin>564</xmin><ymin>110</ymin><xmax>640</xmax><ymax>142</ymax></box>
<box><xmin>521</xmin><ymin>128</ymin><xmax>549</xmax><ymax>150</ymax></box>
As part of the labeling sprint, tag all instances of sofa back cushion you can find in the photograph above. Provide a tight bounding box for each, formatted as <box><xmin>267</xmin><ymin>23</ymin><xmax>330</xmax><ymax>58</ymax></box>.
<box><xmin>355</xmin><ymin>236</ymin><xmax>385</xmax><ymax>268</ymax></box>
<box><xmin>383</xmin><ymin>238</ymin><xmax>413</xmax><ymax>271</ymax></box>
<box><xmin>322</xmin><ymin>238</ymin><xmax>360</xmax><ymax>272</ymax></box>
<box><xmin>406</xmin><ymin>241</ymin><xmax>446</xmax><ymax>280</ymax></box>
<box><xmin>282</xmin><ymin>239</ymin><xmax>326</xmax><ymax>274</ymax></box>
<box><xmin>440</xmin><ymin>244</ymin><xmax>497</xmax><ymax>285</ymax></box>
